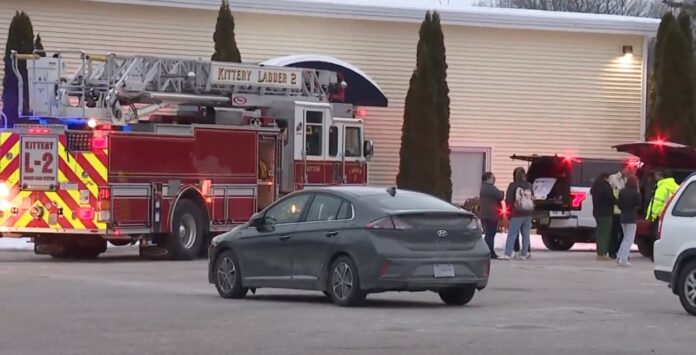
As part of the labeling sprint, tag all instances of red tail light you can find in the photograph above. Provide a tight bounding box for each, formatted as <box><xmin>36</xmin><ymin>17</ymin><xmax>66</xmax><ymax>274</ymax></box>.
<box><xmin>366</xmin><ymin>216</ymin><xmax>413</xmax><ymax>230</ymax></box>
<box><xmin>570</xmin><ymin>192</ymin><xmax>587</xmax><ymax>209</ymax></box>
<box><xmin>98</xmin><ymin>188</ymin><xmax>110</xmax><ymax>200</ymax></box>
<box><xmin>28</xmin><ymin>128</ymin><xmax>49</xmax><ymax>134</ymax></box>
<box><xmin>92</xmin><ymin>136</ymin><xmax>107</xmax><ymax>150</ymax></box>
<box><xmin>78</xmin><ymin>207</ymin><xmax>94</xmax><ymax>220</ymax></box>
<box><xmin>499</xmin><ymin>204</ymin><xmax>510</xmax><ymax>218</ymax></box>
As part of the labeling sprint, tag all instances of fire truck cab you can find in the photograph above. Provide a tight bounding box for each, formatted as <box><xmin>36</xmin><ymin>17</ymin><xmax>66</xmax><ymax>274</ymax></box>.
<box><xmin>0</xmin><ymin>50</ymin><xmax>385</xmax><ymax>260</ymax></box>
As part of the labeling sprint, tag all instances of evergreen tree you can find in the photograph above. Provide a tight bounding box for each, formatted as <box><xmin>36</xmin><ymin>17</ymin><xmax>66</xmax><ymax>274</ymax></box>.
<box><xmin>2</xmin><ymin>11</ymin><xmax>35</xmax><ymax>126</ymax></box>
<box><xmin>396</xmin><ymin>40</ymin><xmax>439</xmax><ymax>195</ymax></box>
<box><xmin>648</xmin><ymin>12</ymin><xmax>675</xmax><ymax>131</ymax></box>
<box><xmin>397</xmin><ymin>11</ymin><xmax>452</xmax><ymax>201</ymax></box>
<box><xmin>34</xmin><ymin>34</ymin><xmax>45</xmax><ymax>57</ymax></box>
<box><xmin>650</xmin><ymin>13</ymin><xmax>696</xmax><ymax>145</ymax></box>
<box><xmin>428</xmin><ymin>12</ymin><xmax>452</xmax><ymax>202</ymax></box>
<box><xmin>211</xmin><ymin>0</ymin><xmax>242</xmax><ymax>63</ymax></box>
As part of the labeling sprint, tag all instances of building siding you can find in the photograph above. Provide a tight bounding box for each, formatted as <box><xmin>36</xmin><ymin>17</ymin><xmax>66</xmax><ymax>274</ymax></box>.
<box><xmin>0</xmin><ymin>0</ymin><xmax>644</xmax><ymax>192</ymax></box>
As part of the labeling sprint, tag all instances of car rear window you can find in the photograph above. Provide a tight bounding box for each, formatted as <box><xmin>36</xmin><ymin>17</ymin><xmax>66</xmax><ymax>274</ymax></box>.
<box><xmin>363</xmin><ymin>193</ymin><xmax>460</xmax><ymax>212</ymax></box>
<box><xmin>672</xmin><ymin>182</ymin><xmax>696</xmax><ymax>217</ymax></box>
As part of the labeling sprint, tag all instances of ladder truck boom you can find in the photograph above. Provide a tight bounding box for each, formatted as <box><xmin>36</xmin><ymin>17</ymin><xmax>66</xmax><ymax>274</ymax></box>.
<box><xmin>11</xmin><ymin>50</ymin><xmax>347</xmax><ymax>125</ymax></box>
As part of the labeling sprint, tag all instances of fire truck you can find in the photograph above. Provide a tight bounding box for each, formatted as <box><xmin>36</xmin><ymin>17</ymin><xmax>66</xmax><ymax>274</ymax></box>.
<box><xmin>0</xmin><ymin>50</ymin><xmax>376</xmax><ymax>260</ymax></box>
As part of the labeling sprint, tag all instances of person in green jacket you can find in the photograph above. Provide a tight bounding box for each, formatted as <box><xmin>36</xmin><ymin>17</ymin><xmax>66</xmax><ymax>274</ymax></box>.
<box><xmin>646</xmin><ymin>170</ymin><xmax>680</xmax><ymax>240</ymax></box>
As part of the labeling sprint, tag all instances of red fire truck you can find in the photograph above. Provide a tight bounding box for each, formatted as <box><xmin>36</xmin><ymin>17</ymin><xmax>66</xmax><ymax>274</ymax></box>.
<box><xmin>0</xmin><ymin>51</ymin><xmax>377</xmax><ymax>260</ymax></box>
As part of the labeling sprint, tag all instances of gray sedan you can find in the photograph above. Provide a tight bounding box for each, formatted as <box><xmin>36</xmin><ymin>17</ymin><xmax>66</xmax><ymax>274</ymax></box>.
<box><xmin>208</xmin><ymin>186</ymin><xmax>490</xmax><ymax>307</ymax></box>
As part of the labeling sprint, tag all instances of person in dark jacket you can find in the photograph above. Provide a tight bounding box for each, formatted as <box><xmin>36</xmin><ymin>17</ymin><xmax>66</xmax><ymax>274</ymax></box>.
<box><xmin>500</xmin><ymin>167</ymin><xmax>534</xmax><ymax>260</ymax></box>
<box><xmin>591</xmin><ymin>172</ymin><xmax>616</xmax><ymax>260</ymax></box>
<box><xmin>480</xmin><ymin>172</ymin><xmax>504</xmax><ymax>259</ymax></box>
<box><xmin>616</xmin><ymin>176</ymin><xmax>641</xmax><ymax>266</ymax></box>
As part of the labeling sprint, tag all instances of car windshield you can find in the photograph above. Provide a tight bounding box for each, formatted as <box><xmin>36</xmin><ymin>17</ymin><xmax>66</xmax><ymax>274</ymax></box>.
<box><xmin>362</xmin><ymin>193</ymin><xmax>460</xmax><ymax>212</ymax></box>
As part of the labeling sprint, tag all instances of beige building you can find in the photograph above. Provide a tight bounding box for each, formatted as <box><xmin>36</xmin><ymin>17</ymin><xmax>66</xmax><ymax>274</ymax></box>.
<box><xmin>0</xmin><ymin>0</ymin><xmax>659</xmax><ymax>202</ymax></box>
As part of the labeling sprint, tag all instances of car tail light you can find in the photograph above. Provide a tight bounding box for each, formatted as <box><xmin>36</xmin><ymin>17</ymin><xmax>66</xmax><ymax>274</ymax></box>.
<box><xmin>499</xmin><ymin>204</ymin><xmax>510</xmax><ymax>218</ymax></box>
<box><xmin>570</xmin><ymin>192</ymin><xmax>586</xmax><ymax>209</ymax></box>
<box><xmin>366</xmin><ymin>216</ymin><xmax>413</xmax><ymax>230</ymax></box>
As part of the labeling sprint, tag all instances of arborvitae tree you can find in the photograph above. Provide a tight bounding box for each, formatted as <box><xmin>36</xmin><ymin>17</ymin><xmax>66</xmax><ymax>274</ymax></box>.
<box><xmin>648</xmin><ymin>12</ymin><xmax>676</xmax><ymax>125</ymax></box>
<box><xmin>428</xmin><ymin>12</ymin><xmax>452</xmax><ymax>202</ymax></box>
<box><xmin>650</xmin><ymin>13</ymin><xmax>696</xmax><ymax>145</ymax></box>
<box><xmin>34</xmin><ymin>34</ymin><xmax>45</xmax><ymax>57</ymax></box>
<box><xmin>2</xmin><ymin>11</ymin><xmax>35</xmax><ymax>126</ymax></box>
<box><xmin>396</xmin><ymin>39</ymin><xmax>439</xmax><ymax>195</ymax></box>
<box><xmin>211</xmin><ymin>0</ymin><xmax>242</xmax><ymax>62</ymax></box>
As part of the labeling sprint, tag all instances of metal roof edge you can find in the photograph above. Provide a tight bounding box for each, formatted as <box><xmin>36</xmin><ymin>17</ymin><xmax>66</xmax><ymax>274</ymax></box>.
<box><xmin>84</xmin><ymin>0</ymin><xmax>661</xmax><ymax>36</ymax></box>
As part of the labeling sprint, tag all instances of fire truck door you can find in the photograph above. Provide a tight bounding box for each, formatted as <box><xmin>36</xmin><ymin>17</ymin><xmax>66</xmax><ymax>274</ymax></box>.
<box><xmin>342</xmin><ymin>124</ymin><xmax>366</xmax><ymax>184</ymax></box>
<box><xmin>327</xmin><ymin>124</ymin><xmax>344</xmax><ymax>184</ymax></box>
<box><xmin>295</xmin><ymin>105</ymin><xmax>332</xmax><ymax>186</ymax></box>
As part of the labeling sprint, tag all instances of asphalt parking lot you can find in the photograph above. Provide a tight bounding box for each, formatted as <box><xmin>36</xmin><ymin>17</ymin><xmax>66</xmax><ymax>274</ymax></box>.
<box><xmin>0</xmin><ymin>246</ymin><xmax>692</xmax><ymax>355</ymax></box>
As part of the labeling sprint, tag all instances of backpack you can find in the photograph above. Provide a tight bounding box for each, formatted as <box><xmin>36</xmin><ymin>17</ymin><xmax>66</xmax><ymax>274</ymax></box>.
<box><xmin>515</xmin><ymin>186</ymin><xmax>535</xmax><ymax>213</ymax></box>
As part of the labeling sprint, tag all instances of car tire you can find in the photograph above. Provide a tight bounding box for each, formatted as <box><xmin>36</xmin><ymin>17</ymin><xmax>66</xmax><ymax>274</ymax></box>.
<box><xmin>438</xmin><ymin>286</ymin><xmax>476</xmax><ymax>306</ymax></box>
<box><xmin>541</xmin><ymin>234</ymin><xmax>575</xmax><ymax>251</ymax></box>
<box><xmin>165</xmin><ymin>199</ymin><xmax>205</xmax><ymax>260</ymax></box>
<box><xmin>677</xmin><ymin>260</ymin><xmax>696</xmax><ymax>316</ymax></box>
<box><xmin>637</xmin><ymin>239</ymin><xmax>654</xmax><ymax>259</ymax></box>
<box><xmin>214</xmin><ymin>250</ymin><xmax>248</xmax><ymax>299</ymax></box>
<box><xmin>328</xmin><ymin>256</ymin><xmax>366</xmax><ymax>307</ymax></box>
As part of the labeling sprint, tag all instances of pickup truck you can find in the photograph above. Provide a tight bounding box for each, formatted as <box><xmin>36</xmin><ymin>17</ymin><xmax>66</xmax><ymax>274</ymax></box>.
<box><xmin>511</xmin><ymin>155</ymin><xmax>624</xmax><ymax>251</ymax></box>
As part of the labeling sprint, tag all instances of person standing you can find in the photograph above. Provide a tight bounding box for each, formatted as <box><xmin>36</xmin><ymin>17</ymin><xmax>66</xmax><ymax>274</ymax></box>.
<box><xmin>500</xmin><ymin>167</ymin><xmax>534</xmax><ymax>260</ymax></box>
<box><xmin>646</xmin><ymin>170</ymin><xmax>680</xmax><ymax>240</ymax></box>
<box><xmin>479</xmin><ymin>172</ymin><xmax>504</xmax><ymax>259</ymax></box>
<box><xmin>617</xmin><ymin>176</ymin><xmax>641</xmax><ymax>267</ymax></box>
<box><xmin>591</xmin><ymin>172</ymin><xmax>616</xmax><ymax>260</ymax></box>
<box><xmin>608</xmin><ymin>166</ymin><xmax>634</xmax><ymax>259</ymax></box>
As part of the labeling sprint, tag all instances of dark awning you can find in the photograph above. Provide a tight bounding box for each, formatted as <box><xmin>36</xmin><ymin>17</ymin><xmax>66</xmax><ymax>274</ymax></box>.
<box><xmin>261</xmin><ymin>55</ymin><xmax>388</xmax><ymax>107</ymax></box>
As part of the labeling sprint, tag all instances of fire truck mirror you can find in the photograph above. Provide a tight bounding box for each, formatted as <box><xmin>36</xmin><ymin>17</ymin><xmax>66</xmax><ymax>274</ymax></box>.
<box><xmin>363</xmin><ymin>140</ymin><xmax>374</xmax><ymax>161</ymax></box>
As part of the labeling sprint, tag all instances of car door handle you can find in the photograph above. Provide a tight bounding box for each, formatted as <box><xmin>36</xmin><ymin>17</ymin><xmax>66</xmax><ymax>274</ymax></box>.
<box><xmin>325</xmin><ymin>231</ymin><xmax>339</xmax><ymax>238</ymax></box>
<box><xmin>279</xmin><ymin>235</ymin><xmax>292</xmax><ymax>241</ymax></box>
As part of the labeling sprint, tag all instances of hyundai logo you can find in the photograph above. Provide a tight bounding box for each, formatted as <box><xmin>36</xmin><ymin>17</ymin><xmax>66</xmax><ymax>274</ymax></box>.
<box><xmin>436</xmin><ymin>230</ymin><xmax>448</xmax><ymax>238</ymax></box>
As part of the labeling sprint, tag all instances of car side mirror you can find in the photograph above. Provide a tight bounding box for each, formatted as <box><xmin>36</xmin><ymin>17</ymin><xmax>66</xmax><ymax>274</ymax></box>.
<box><xmin>249</xmin><ymin>213</ymin><xmax>264</xmax><ymax>227</ymax></box>
<box><xmin>363</xmin><ymin>140</ymin><xmax>374</xmax><ymax>161</ymax></box>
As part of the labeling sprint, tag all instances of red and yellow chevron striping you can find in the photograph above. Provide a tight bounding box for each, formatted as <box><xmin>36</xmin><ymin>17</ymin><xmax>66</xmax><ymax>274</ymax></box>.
<box><xmin>0</xmin><ymin>132</ymin><xmax>109</xmax><ymax>232</ymax></box>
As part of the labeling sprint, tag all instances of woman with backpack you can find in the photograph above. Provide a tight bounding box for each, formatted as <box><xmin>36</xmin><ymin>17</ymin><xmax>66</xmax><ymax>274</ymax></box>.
<box><xmin>500</xmin><ymin>167</ymin><xmax>534</xmax><ymax>260</ymax></box>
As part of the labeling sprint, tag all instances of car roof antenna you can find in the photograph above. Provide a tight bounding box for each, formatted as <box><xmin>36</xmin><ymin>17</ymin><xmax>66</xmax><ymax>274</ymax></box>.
<box><xmin>387</xmin><ymin>186</ymin><xmax>396</xmax><ymax>197</ymax></box>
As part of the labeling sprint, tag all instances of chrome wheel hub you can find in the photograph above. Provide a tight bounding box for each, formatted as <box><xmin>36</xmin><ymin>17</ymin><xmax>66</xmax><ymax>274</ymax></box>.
<box><xmin>178</xmin><ymin>214</ymin><xmax>197</xmax><ymax>249</ymax></box>
<box><xmin>217</xmin><ymin>257</ymin><xmax>236</xmax><ymax>292</ymax></box>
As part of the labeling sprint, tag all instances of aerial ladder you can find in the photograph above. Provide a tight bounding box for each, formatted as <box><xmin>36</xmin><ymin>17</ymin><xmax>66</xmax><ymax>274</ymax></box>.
<box><xmin>11</xmin><ymin>50</ymin><xmax>347</xmax><ymax>125</ymax></box>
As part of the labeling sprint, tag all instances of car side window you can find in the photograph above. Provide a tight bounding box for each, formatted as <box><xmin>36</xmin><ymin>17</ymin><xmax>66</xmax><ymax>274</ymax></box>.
<box><xmin>306</xmin><ymin>194</ymin><xmax>344</xmax><ymax>222</ymax></box>
<box><xmin>336</xmin><ymin>201</ymin><xmax>353</xmax><ymax>220</ymax></box>
<box><xmin>264</xmin><ymin>194</ymin><xmax>311</xmax><ymax>225</ymax></box>
<box><xmin>672</xmin><ymin>182</ymin><xmax>696</xmax><ymax>217</ymax></box>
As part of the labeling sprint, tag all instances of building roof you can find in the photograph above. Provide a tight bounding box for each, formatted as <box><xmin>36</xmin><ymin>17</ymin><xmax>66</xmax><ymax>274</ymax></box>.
<box><xmin>87</xmin><ymin>0</ymin><xmax>660</xmax><ymax>36</ymax></box>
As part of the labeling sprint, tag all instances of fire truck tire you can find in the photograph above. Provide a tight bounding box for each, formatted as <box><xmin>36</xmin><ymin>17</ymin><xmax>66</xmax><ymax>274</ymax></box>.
<box><xmin>166</xmin><ymin>199</ymin><xmax>205</xmax><ymax>260</ymax></box>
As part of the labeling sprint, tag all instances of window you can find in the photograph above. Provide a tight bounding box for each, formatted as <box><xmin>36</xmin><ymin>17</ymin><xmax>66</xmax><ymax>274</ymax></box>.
<box><xmin>345</xmin><ymin>127</ymin><xmax>361</xmax><ymax>158</ymax></box>
<box><xmin>305</xmin><ymin>111</ymin><xmax>323</xmax><ymax>157</ymax></box>
<box><xmin>306</xmin><ymin>194</ymin><xmax>344</xmax><ymax>222</ymax></box>
<box><xmin>363</xmin><ymin>193</ymin><xmax>459</xmax><ymax>212</ymax></box>
<box><xmin>329</xmin><ymin>126</ymin><xmax>338</xmax><ymax>157</ymax></box>
<box><xmin>336</xmin><ymin>201</ymin><xmax>353</xmax><ymax>220</ymax></box>
<box><xmin>672</xmin><ymin>182</ymin><xmax>696</xmax><ymax>217</ymax></box>
<box><xmin>264</xmin><ymin>194</ymin><xmax>311</xmax><ymax>225</ymax></box>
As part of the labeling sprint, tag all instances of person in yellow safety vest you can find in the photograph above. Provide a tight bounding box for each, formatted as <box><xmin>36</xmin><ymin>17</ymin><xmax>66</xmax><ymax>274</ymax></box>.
<box><xmin>646</xmin><ymin>170</ymin><xmax>680</xmax><ymax>222</ymax></box>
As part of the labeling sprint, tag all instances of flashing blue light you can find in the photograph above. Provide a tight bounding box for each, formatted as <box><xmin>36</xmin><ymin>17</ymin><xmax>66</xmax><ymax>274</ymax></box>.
<box><xmin>121</xmin><ymin>124</ymin><xmax>132</xmax><ymax>132</ymax></box>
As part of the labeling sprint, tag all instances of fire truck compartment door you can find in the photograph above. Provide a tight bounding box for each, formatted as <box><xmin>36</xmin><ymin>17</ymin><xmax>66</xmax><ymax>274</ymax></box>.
<box><xmin>20</xmin><ymin>135</ymin><xmax>59</xmax><ymax>190</ymax></box>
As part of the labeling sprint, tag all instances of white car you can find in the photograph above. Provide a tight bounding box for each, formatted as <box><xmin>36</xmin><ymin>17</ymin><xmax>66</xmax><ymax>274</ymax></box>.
<box><xmin>654</xmin><ymin>173</ymin><xmax>696</xmax><ymax>316</ymax></box>
<box><xmin>511</xmin><ymin>155</ymin><xmax>623</xmax><ymax>251</ymax></box>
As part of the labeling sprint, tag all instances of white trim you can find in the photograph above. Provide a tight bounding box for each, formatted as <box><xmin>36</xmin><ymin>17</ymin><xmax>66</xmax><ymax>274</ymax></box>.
<box><xmin>85</xmin><ymin>0</ymin><xmax>660</xmax><ymax>35</ymax></box>
<box><xmin>640</xmin><ymin>35</ymin><xmax>650</xmax><ymax>141</ymax></box>
<box><xmin>112</xmin><ymin>186</ymin><xmax>150</xmax><ymax>197</ymax></box>
<box><xmin>261</xmin><ymin>55</ymin><xmax>386</xmax><ymax>96</ymax></box>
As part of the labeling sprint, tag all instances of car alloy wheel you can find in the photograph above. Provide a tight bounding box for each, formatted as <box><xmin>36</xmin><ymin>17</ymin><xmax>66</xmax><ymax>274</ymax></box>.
<box><xmin>214</xmin><ymin>250</ymin><xmax>248</xmax><ymax>299</ymax></box>
<box><xmin>331</xmin><ymin>262</ymin><xmax>354</xmax><ymax>301</ymax></box>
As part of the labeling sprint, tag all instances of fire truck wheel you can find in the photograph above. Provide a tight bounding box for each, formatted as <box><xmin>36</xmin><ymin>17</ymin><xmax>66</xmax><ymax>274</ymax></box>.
<box><xmin>166</xmin><ymin>199</ymin><xmax>205</xmax><ymax>260</ymax></box>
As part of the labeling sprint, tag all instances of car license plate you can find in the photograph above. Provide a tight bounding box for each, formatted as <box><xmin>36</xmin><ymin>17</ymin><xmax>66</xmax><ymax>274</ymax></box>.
<box><xmin>433</xmin><ymin>264</ymin><xmax>455</xmax><ymax>278</ymax></box>
<box><xmin>549</xmin><ymin>211</ymin><xmax>570</xmax><ymax>217</ymax></box>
